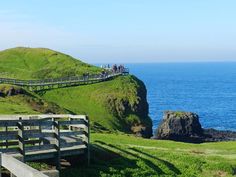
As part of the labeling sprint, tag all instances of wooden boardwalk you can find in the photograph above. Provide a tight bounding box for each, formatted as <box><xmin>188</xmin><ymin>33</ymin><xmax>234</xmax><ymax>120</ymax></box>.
<box><xmin>0</xmin><ymin>69</ymin><xmax>129</xmax><ymax>91</ymax></box>
<box><xmin>0</xmin><ymin>114</ymin><xmax>90</xmax><ymax>175</ymax></box>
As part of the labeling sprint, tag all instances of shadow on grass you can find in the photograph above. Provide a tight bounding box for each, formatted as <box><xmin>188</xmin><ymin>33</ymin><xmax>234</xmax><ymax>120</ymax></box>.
<box><xmin>95</xmin><ymin>140</ymin><xmax>165</xmax><ymax>175</ymax></box>
<box><xmin>60</xmin><ymin>143</ymin><xmax>138</xmax><ymax>177</ymax></box>
<box><xmin>61</xmin><ymin>140</ymin><xmax>182</xmax><ymax>177</ymax></box>
<box><xmin>130</xmin><ymin>147</ymin><xmax>181</xmax><ymax>175</ymax></box>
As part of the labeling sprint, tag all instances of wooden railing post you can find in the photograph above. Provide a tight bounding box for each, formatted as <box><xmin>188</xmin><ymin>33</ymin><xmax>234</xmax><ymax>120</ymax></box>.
<box><xmin>69</xmin><ymin>117</ymin><xmax>72</xmax><ymax>131</ymax></box>
<box><xmin>39</xmin><ymin>121</ymin><xmax>42</xmax><ymax>145</ymax></box>
<box><xmin>86</xmin><ymin>115</ymin><xmax>90</xmax><ymax>166</ymax></box>
<box><xmin>54</xmin><ymin>121</ymin><xmax>61</xmax><ymax>170</ymax></box>
<box><xmin>17</xmin><ymin>121</ymin><xmax>25</xmax><ymax>162</ymax></box>
<box><xmin>5</xmin><ymin>123</ymin><xmax>8</xmax><ymax>149</ymax></box>
<box><xmin>0</xmin><ymin>152</ymin><xmax>2</xmax><ymax>177</ymax></box>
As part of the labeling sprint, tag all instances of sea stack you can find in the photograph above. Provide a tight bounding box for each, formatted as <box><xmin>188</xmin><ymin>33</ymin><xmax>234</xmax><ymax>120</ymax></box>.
<box><xmin>156</xmin><ymin>111</ymin><xmax>204</xmax><ymax>143</ymax></box>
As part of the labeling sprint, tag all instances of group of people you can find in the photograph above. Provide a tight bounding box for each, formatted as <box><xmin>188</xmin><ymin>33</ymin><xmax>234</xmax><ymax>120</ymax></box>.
<box><xmin>82</xmin><ymin>64</ymin><xmax>126</xmax><ymax>81</ymax></box>
<box><xmin>82</xmin><ymin>72</ymin><xmax>90</xmax><ymax>81</ymax></box>
<box><xmin>111</xmin><ymin>64</ymin><xmax>125</xmax><ymax>73</ymax></box>
<box><xmin>100</xmin><ymin>64</ymin><xmax>126</xmax><ymax>73</ymax></box>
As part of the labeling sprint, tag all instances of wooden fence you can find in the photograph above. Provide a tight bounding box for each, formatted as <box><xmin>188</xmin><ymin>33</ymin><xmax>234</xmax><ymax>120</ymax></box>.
<box><xmin>0</xmin><ymin>153</ymin><xmax>49</xmax><ymax>177</ymax></box>
<box><xmin>0</xmin><ymin>68</ymin><xmax>129</xmax><ymax>91</ymax></box>
<box><xmin>0</xmin><ymin>114</ymin><xmax>90</xmax><ymax>172</ymax></box>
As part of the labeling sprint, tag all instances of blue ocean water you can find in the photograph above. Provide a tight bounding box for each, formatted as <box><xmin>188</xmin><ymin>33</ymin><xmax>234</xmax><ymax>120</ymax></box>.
<box><xmin>127</xmin><ymin>63</ymin><xmax>236</xmax><ymax>132</ymax></box>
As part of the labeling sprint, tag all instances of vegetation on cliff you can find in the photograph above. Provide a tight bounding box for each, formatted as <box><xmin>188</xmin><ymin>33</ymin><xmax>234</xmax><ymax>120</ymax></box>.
<box><xmin>0</xmin><ymin>47</ymin><xmax>152</xmax><ymax>137</ymax></box>
<box><xmin>0</xmin><ymin>84</ymin><xmax>64</xmax><ymax>114</ymax></box>
<box><xmin>1</xmin><ymin>47</ymin><xmax>235</xmax><ymax>177</ymax></box>
<box><xmin>40</xmin><ymin>75</ymin><xmax>152</xmax><ymax>137</ymax></box>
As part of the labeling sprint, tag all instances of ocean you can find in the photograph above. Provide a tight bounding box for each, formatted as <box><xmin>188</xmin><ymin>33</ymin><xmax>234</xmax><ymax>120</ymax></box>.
<box><xmin>127</xmin><ymin>62</ymin><xmax>236</xmax><ymax>132</ymax></box>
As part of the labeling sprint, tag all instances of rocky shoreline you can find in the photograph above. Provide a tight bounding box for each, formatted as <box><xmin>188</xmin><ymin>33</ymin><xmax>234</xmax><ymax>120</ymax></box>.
<box><xmin>203</xmin><ymin>128</ymin><xmax>236</xmax><ymax>142</ymax></box>
<box><xmin>155</xmin><ymin>111</ymin><xmax>236</xmax><ymax>143</ymax></box>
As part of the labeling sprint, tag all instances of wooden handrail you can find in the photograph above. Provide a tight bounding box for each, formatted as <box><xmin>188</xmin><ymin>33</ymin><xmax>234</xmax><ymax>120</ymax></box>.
<box><xmin>0</xmin><ymin>114</ymin><xmax>90</xmax><ymax>170</ymax></box>
<box><xmin>0</xmin><ymin>153</ymin><xmax>49</xmax><ymax>177</ymax></box>
<box><xmin>0</xmin><ymin>70</ymin><xmax>129</xmax><ymax>87</ymax></box>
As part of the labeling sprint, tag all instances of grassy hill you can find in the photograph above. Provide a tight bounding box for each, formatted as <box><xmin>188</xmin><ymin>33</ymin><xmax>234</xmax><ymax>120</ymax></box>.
<box><xmin>1</xmin><ymin>47</ymin><xmax>235</xmax><ymax>177</ymax></box>
<box><xmin>0</xmin><ymin>47</ymin><xmax>152</xmax><ymax>137</ymax></box>
<box><xmin>39</xmin><ymin>75</ymin><xmax>152</xmax><ymax>136</ymax></box>
<box><xmin>0</xmin><ymin>84</ymin><xmax>65</xmax><ymax>114</ymax></box>
<box><xmin>0</xmin><ymin>47</ymin><xmax>101</xmax><ymax>79</ymax></box>
<box><xmin>61</xmin><ymin>133</ymin><xmax>236</xmax><ymax>177</ymax></box>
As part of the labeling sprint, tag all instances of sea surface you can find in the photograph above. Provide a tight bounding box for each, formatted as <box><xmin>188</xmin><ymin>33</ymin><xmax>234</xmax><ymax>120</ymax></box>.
<box><xmin>126</xmin><ymin>63</ymin><xmax>236</xmax><ymax>132</ymax></box>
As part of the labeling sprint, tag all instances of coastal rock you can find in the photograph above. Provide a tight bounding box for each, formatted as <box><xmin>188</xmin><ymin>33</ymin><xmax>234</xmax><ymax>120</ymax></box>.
<box><xmin>156</xmin><ymin>111</ymin><xmax>204</xmax><ymax>143</ymax></box>
<box><xmin>156</xmin><ymin>111</ymin><xmax>236</xmax><ymax>143</ymax></box>
<box><xmin>203</xmin><ymin>128</ymin><xmax>236</xmax><ymax>142</ymax></box>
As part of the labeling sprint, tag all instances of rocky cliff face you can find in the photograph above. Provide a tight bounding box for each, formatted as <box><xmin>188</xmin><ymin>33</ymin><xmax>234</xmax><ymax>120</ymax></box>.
<box><xmin>156</xmin><ymin>111</ymin><xmax>236</xmax><ymax>143</ymax></box>
<box><xmin>104</xmin><ymin>76</ymin><xmax>153</xmax><ymax>138</ymax></box>
<box><xmin>126</xmin><ymin>76</ymin><xmax>153</xmax><ymax>138</ymax></box>
<box><xmin>0</xmin><ymin>47</ymin><xmax>153</xmax><ymax>137</ymax></box>
<box><xmin>156</xmin><ymin>111</ymin><xmax>204</xmax><ymax>143</ymax></box>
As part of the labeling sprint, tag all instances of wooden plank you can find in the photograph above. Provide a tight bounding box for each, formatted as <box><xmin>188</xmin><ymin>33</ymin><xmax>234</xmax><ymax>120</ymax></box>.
<box><xmin>60</xmin><ymin>130</ymin><xmax>84</xmax><ymax>137</ymax></box>
<box><xmin>24</xmin><ymin>132</ymin><xmax>54</xmax><ymax>139</ymax></box>
<box><xmin>60</xmin><ymin>141</ymin><xmax>84</xmax><ymax>148</ymax></box>
<box><xmin>58</xmin><ymin>119</ymin><xmax>86</xmax><ymax>126</ymax></box>
<box><xmin>25</xmin><ymin>152</ymin><xmax>56</xmax><ymax>161</ymax></box>
<box><xmin>25</xmin><ymin>144</ymin><xmax>55</xmax><ymax>152</ymax></box>
<box><xmin>1</xmin><ymin>153</ymin><xmax>48</xmax><ymax>177</ymax></box>
<box><xmin>61</xmin><ymin>149</ymin><xmax>85</xmax><ymax>157</ymax></box>
<box><xmin>0</xmin><ymin>147</ymin><xmax>19</xmax><ymax>153</ymax></box>
<box><xmin>0</xmin><ymin>131</ymin><xmax>18</xmax><ymax>140</ymax></box>
<box><xmin>0</xmin><ymin>139</ymin><xmax>40</xmax><ymax>147</ymax></box>
<box><xmin>0</xmin><ymin>121</ymin><xmax>18</xmax><ymax>126</ymax></box>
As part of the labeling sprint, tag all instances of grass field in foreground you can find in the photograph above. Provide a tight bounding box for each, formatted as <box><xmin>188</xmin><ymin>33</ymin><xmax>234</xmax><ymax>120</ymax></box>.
<box><xmin>61</xmin><ymin>133</ymin><xmax>236</xmax><ymax>177</ymax></box>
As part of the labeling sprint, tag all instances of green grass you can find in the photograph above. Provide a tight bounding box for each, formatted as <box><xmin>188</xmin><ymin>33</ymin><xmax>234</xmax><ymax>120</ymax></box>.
<box><xmin>40</xmin><ymin>75</ymin><xmax>152</xmax><ymax>134</ymax></box>
<box><xmin>61</xmin><ymin>133</ymin><xmax>236</xmax><ymax>177</ymax></box>
<box><xmin>0</xmin><ymin>47</ymin><xmax>151</xmax><ymax>136</ymax></box>
<box><xmin>173</xmin><ymin>111</ymin><xmax>186</xmax><ymax>118</ymax></box>
<box><xmin>0</xmin><ymin>47</ymin><xmax>101</xmax><ymax>79</ymax></box>
<box><xmin>1</xmin><ymin>47</ymin><xmax>236</xmax><ymax>177</ymax></box>
<box><xmin>0</xmin><ymin>84</ymin><xmax>65</xmax><ymax>114</ymax></box>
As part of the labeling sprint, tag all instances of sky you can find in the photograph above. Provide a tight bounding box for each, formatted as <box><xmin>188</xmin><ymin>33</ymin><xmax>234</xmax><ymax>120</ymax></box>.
<box><xmin>0</xmin><ymin>0</ymin><xmax>236</xmax><ymax>63</ymax></box>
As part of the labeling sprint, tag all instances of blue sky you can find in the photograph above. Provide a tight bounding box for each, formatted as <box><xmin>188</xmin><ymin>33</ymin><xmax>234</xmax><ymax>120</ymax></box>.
<box><xmin>0</xmin><ymin>0</ymin><xmax>236</xmax><ymax>63</ymax></box>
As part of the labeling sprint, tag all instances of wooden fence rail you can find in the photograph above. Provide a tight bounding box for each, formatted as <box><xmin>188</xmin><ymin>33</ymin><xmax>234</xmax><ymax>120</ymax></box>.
<box><xmin>0</xmin><ymin>68</ymin><xmax>129</xmax><ymax>91</ymax></box>
<box><xmin>0</xmin><ymin>153</ymin><xmax>49</xmax><ymax>177</ymax></box>
<box><xmin>0</xmin><ymin>114</ymin><xmax>90</xmax><ymax>172</ymax></box>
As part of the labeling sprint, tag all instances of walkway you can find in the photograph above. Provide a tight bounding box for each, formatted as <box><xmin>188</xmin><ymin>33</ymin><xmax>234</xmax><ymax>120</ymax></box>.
<box><xmin>0</xmin><ymin>114</ymin><xmax>90</xmax><ymax>176</ymax></box>
<box><xmin>0</xmin><ymin>68</ymin><xmax>129</xmax><ymax>91</ymax></box>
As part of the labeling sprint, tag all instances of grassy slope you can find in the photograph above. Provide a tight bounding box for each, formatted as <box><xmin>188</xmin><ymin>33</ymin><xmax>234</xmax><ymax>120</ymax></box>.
<box><xmin>62</xmin><ymin>133</ymin><xmax>236</xmax><ymax>177</ymax></box>
<box><xmin>0</xmin><ymin>47</ymin><xmax>152</xmax><ymax>136</ymax></box>
<box><xmin>40</xmin><ymin>75</ymin><xmax>152</xmax><ymax>134</ymax></box>
<box><xmin>1</xmin><ymin>47</ymin><xmax>235</xmax><ymax>177</ymax></box>
<box><xmin>0</xmin><ymin>47</ymin><xmax>101</xmax><ymax>79</ymax></box>
<box><xmin>0</xmin><ymin>84</ymin><xmax>65</xmax><ymax>114</ymax></box>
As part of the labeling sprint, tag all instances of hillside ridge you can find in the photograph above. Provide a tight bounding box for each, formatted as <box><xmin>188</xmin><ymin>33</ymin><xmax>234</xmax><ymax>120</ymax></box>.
<box><xmin>0</xmin><ymin>47</ymin><xmax>152</xmax><ymax>137</ymax></box>
<box><xmin>0</xmin><ymin>47</ymin><xmax>101</xmax><ymax>79</ymax></box>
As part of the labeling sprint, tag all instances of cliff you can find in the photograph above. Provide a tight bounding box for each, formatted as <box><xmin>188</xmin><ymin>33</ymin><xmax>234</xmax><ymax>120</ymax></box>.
<box><xmin>156</xmin><ymin>111</ymin><xmax>236</xmax><ymax>142</ymax></box>
<box><xmin>40</xmin><ymin>75</ymin><xmax>152</xmax><ymax>137</ymax></box>
<box><xmin>0</xmin><ymin>47</ymin><xmax>152</xmax><ymax>137</ymax></box>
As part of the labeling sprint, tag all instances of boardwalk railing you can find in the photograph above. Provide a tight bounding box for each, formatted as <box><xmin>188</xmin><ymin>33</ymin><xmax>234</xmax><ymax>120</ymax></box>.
<box><xmin>0</xmin><ymin>68</ymin><xmax>129</xmax><ymax>91</ymax></box>
<box><xmin>0</xmin><ymin>153</ymin><xmax>48</xmax><ymax>177</ymax></box>
<box><xmin>0</xmin><ymin>114</ymin><xmax>90</xmax><ymax>171</ymax></box>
